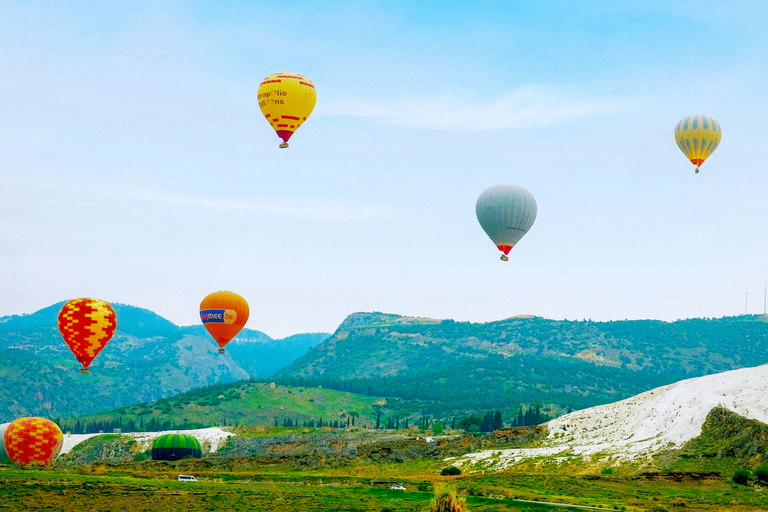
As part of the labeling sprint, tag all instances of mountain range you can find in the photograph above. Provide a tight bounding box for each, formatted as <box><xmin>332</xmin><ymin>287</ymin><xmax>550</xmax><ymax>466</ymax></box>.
<box><xmin>274</xmin><ymin>311</ymin><xmax>768</xmax><ymax>416</ymax></box>
<box><xmin>4</xmin><ymin>303</ymin><xmax>768</xmax><ymax>425</ymax></box>
<box><xmin>0</xmin><ymin>302</ymin><xmax>328</xmax><ymax>420</ymax></box>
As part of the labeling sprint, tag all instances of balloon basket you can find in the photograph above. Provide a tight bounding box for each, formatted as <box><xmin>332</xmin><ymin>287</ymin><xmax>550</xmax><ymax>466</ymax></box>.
<box><xmin>218</xmin><ymin>348</ymin><xmax>226</xmax><ymax>354</ymax></box>
<box><xmin>695</xmin><ymin>167</ymin><xmax>699</xmax><ymax>173</ymax></box>
<box><xmin>279</xmin><ymin>142</ymin><xmax>289</xmax><ymax>149</ymax></box>
<box><xmin>80</xmin><ymin>368</ymin><xmax>89</xmax><ymax>373</ymax></box>
<box><xmin>500</xmin><ymin>254</ymin><xmax>509</xmax><ymax>262</ymax></box>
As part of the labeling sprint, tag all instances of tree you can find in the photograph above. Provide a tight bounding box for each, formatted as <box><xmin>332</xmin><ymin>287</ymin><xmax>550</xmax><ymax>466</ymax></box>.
<box><xmin>480</xmin><ymin>412</ymin><xmax>494</xmax><ymax>433</ymax></box>
<box><xmin>492</xmin><ymin>410</ymin><xmax>503</xmax><ymax>430</ymax></box>
<box><xmin>754</xmin><ymin>466</ymin><xmax>768</xmax><ymax>484</ymax></box>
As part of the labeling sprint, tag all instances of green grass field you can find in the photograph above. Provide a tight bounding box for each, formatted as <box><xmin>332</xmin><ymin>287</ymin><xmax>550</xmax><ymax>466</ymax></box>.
<box><xmin>2</xmin><ymin>457</ymin><xmax>767</xmax><ymax>512</ymax></box>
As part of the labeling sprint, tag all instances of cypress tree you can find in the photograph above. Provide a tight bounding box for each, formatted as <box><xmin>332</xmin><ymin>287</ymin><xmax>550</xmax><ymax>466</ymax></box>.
<box><xmin>493</xmin><ymin>410</ymin><xmax>503</xmax><ymax>430</ymax></box>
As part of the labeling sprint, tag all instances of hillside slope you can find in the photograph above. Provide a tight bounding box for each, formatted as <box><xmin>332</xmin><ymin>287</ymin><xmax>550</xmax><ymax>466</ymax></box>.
<box><xmin>276</xmin><ymin>312</ymin><xmax>768</xmax><ymax>414</ymax></box>
<box><xmin>454</xmin><ymin>363</ymin><xmax>768</xmax><ymax>470</ymax></box>
<box><xmin>0</xmin><ymin>303</ymin><xmax>328</xmax><ymax>420</ymax></box>
<box><xmin>60</xmin><ymin>382</ymin><xmax>403</xmax><ymax>433</ymax></box>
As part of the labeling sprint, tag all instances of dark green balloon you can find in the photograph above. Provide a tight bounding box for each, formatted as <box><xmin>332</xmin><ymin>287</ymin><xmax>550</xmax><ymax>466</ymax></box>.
<box><xmin>151</xmin><ymin>434</ymin><xmax>202</xmax><ymax>461</ymax></box>
<box><xmin>0</xmin><ymin>423</ymin><xmax>10</xmax><ymax>464</ymax></box>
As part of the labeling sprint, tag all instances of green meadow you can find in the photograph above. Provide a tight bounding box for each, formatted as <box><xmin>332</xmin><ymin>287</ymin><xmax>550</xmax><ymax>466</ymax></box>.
<box><xmin>2</xmin><ymin>454</ymin><xmax>767</xmax><ymax>512</ymax></box>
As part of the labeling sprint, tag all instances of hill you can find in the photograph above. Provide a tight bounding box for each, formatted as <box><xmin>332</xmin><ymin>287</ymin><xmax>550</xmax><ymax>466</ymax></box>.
<box><xmin>274</xmin><ymin>312</ymin><xmax>768</xmax><ymax>415</ymax></box>
<box><xmin>58</xmin><ymin>381</ymin><xmax>408</xmax><ymax>433</ymax></box>
<box><xmin>452</xmin><ymin>362</ymin><xmax>768</xmax><ymax>471</ymax></box>
<box><xmin>0</xmin><ymin>303</ymin><xmax>328</xmax><ymax>420</ymax></box>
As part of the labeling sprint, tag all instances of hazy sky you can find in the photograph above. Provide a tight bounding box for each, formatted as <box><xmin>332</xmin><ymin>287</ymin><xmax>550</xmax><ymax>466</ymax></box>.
<box><xmin>2</xmin><ymin>1</ymin><xmax>767</xmax><ymax>338</ymax></box>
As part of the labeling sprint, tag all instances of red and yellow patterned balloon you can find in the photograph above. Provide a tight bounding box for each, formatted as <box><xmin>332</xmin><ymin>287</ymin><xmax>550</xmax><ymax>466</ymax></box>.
<box><xmin>3</xmin><ymin>417</ymin><xmax>64</xmax><ymax>467</ymax></box>
<box><xmin>57</xmin><ymin>298</ymin><xmax>117</xmax><ymax>373</ymax></box>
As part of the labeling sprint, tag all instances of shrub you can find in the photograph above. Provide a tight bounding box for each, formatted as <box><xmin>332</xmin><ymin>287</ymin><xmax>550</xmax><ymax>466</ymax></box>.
<box><xmin>754</xmin><ymin>466</ymin><xmax>768</xmax><ymax>484</ymax></box>
<box><xmin>133</xmin><ymin>453</ymin><xmax>147</xmax><ymax>462</ymax></box>
<box><xmin>733</xmin><ymin>469</ymin><xmax>751</xmax><ymax>485</ymax></box>
<box><xmin>430</xmin><ymin>483</ymin><xmax>467</xmax><ymax>512</ymax></box>
<box><xmin>441</xmin><ymin>466</ymin><xmax>461</xmax><ymax>476</ymax></box>
<box><xmin>669</xmin><ymin>497</ymin><xmax>687</xmax><ymax>507</ymax></box>
<box><xmin>601</xmin><ymin>467</ymin><xmax>613</xmax><ymax>475</ymax></box>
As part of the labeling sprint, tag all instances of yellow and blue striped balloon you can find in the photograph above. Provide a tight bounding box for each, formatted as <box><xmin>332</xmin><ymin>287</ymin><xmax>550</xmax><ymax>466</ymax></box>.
<box><xmin>674</xmin><ymin>114</ymin><xmax>722</xmax><ymax>173</ymax></box>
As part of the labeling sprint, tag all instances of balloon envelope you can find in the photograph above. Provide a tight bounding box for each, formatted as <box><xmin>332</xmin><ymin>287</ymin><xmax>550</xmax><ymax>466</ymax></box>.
<box><xmin>258</xmin><ymin>72</ymin><xmax>316</xmax><ymax>148</ymax></box>
<box><xmin>4</xmin><ymin>417</ymin><xmax>63</xmax><ymax>467</ymax></box>
<box><xmin>674</xmin><ymin>114</ymin><xmax>721</xmax><ymax>172</ymax></box>
<box><xmin>476</xmin><ymin>185</ymin><xmax>537</xmax><ymax>258</ymax></box>
<box><xmin>199</xmin><ymin>291</ymin><xmax>249</xmax><ymax>353</ymax></box>
<box><xmin>151</xmin><ymin>434</ymin><xmax>202</xmax><ymax>461</ymax></box>
<box><xmin>0</xmin><ymin>423</ymin><xmax>10</xmax><ymax>464</ymax></box>
<box><xmin>58</xmin><ymin>298</ymin><xmax>117</xmax><ymax>373</ymax></box>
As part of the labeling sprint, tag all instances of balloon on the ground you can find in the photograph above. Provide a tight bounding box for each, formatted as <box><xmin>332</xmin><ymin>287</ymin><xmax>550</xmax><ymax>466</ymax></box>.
<box><xmin>0</xmin><ymin>423</ymin><xmax>10</xmax><ymax>464</ymax></box>
<box><xmin>674</xmin><ymin>114</ymin><xmax>722</xmax><ymax>173</ymax></box>
<box><xmin>3</xmin><ymin>417</ymin><xmax>63</xmax><ymax>467</ymax></box>
<box><xmin>199</xmin><ymin>291</ymin><xmax>249</xmax><ymax>353</ymax></box>
<box><xmin>476</xmin><ymin>184</ymin><xmax>537</xmax><ymax>261</ymax></box>
<box><xmin>58</xmin><ymin>298</ymin><xmax>117</xmax><ymax>373</ymax></box>
<box><xmin>258</xmin><ymin>72</ymin><xmax>316</xmax><ymax>148</ymax></box>
<box><xmin>151</xmin><ymin>434</ymin><xmax>202</xmax><ymax>461</ymax></box>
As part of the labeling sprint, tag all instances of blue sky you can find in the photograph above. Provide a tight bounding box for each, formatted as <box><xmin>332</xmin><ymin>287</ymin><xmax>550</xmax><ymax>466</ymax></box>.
<box><xmin>1</xmin><ymin>1</ymin><xmax>767</xmax><ymax>337</ymax></box>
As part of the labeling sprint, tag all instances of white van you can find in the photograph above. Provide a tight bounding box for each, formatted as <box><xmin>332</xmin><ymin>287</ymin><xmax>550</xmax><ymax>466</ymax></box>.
<box><xmin>178</xmin><ymin>475</ymin><xmax>198</xmax><ymax>482</ymax></box>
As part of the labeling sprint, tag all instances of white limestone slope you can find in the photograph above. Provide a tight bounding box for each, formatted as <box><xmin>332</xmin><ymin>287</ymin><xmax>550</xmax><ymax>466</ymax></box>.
<box><xmin>454</xmin><ymin>364</ymin><xmax>768</xmax><ymax>470</ymax></box>
<box><xmin>60</xmin><ymin>427</ymin><xmax>234</xmax><ymax>455</ymax></box>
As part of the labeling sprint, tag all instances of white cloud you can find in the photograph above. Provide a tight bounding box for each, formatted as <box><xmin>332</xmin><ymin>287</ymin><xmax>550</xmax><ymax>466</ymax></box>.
<box><xmin>318</xmin><ymin>85</ymin><xmax>636</xmax><ymax>130</ymax></box>
<box><xmin>6</xmin><ymin>178</ymin><xmax>384</xmax><ymax>222</ymax></box>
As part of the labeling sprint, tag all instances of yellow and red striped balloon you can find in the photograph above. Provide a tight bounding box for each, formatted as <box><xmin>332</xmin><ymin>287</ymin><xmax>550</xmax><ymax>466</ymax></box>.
<box><xmin>3</xmin><ymin>417</ymin><xmax>63</xmax><ymax>467</ymax></box>
<box><xmin>57</xmin><ymin>298</ymin><xmax>117</xmax><ymax>373</ymax></box>
<box><xmin>258</xmin><ymin>72</ymin><xmax>316</xmax><ymax>148</ymax></box>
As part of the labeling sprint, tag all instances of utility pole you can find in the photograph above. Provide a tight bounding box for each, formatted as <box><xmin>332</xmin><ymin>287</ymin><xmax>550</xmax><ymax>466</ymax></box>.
<box><xmin>745</xmin><ymin>293</ymin><xmax>748</xmax><ymax>314</ymax></box>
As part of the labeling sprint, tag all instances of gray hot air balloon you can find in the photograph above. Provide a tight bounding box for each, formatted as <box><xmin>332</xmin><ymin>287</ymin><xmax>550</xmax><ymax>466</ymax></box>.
<box><xmin>0</xmin><ymin>423</ymin><xmax>10</xmax><ymax>464</ymax></box>
<box><xmin>475</xmin><ymin>184</ymin><xmax>537</xmax><ymax>261</ymax></box>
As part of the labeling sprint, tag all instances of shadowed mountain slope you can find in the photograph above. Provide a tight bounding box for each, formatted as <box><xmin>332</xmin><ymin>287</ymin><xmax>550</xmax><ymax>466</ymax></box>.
<box><xmin>0</xmin><ymin>303</ymin><xmax>328</xmax><ymax>420</ymax></box>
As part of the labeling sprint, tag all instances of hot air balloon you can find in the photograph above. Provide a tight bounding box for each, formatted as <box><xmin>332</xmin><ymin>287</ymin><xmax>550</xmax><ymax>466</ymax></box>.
<box><xmin>199</xmin><ymin>291</ymin><xmax>249</xmax><ymax>353</ymax></box>
<box><xmin>151</xmin><ymin>434</ymin><xmax>202</xmax><ymax>461</ymax></box>
<box><xmin>476</xmin><ymin>184</ymin><xmax>537</xmax><ymax>261</ymax></box>
<box><xmin>58</xmin><ymin>298</ymin><xmax>117</xmax><ymax>373</ymax></box>
<box><xmin>0</xmin><ymin>423</ymin><xmax>11</xmax><ymax>464</ymax></box>
<box><xmin>3</xmin><ymin>417</ymin><xmax>63</xmax><ymax>467</ymax></box>
<box><xmin>258</xmin><ymin>72</ymin><xmax>316</xmax><ymax>148</ymax></box>
<box><xmin>674</xmin><ymin>114</ymin><xmax>722</xmax><ymax>173</ymax></box>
